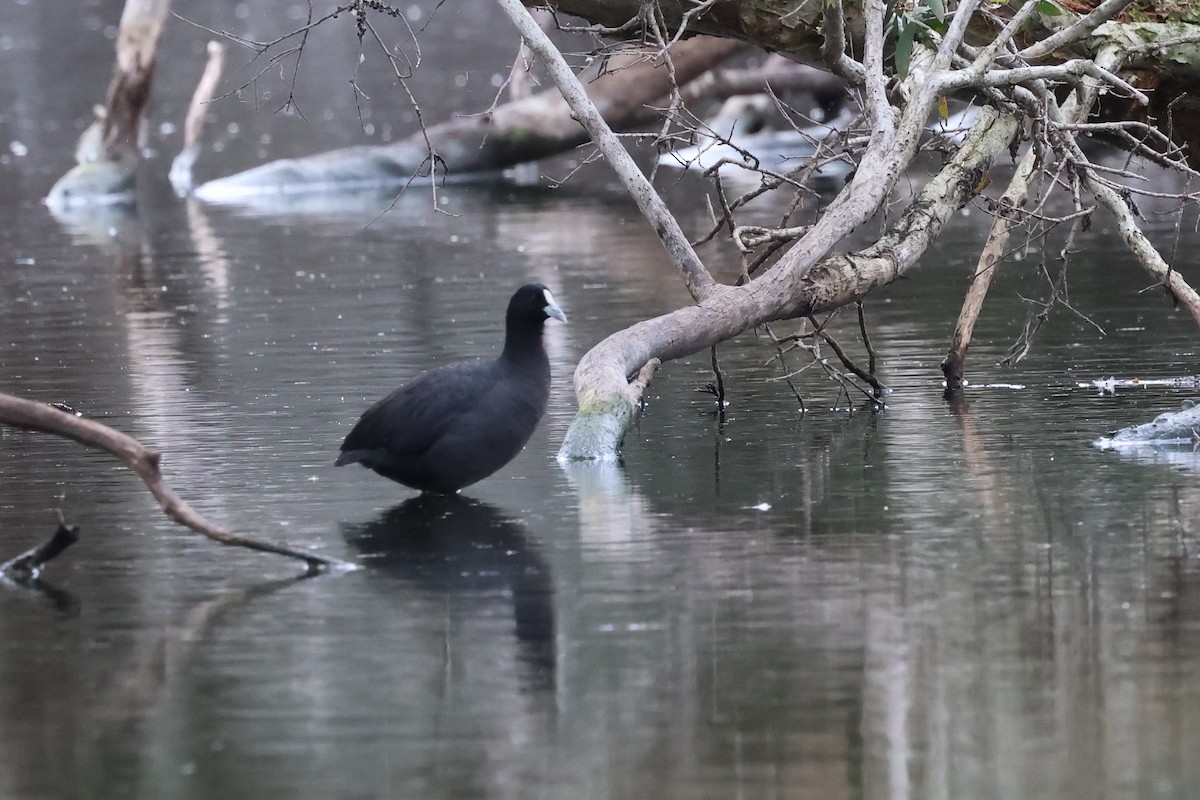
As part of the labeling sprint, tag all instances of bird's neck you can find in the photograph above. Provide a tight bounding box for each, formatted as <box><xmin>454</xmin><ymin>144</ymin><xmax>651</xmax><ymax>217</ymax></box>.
<box><xmin>500</xmin><ymin>323</ymin><xmax>548</xmax><ymax>365</ymax></box>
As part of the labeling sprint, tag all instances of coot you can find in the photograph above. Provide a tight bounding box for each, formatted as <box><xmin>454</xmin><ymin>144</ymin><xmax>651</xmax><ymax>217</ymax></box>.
<box><xmin>335</xmin><ymin>284</ymin><xmax>566</xmax><ymax>493</ymax></box>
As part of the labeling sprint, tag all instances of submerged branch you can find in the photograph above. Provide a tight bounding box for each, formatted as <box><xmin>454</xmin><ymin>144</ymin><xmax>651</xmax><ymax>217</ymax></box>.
<box><xmin>1</xmin><ymin>521</ymin><xmax>81</xmax><ymax>579</ymax></box>
<box><xmin>170</xmin><ymin>40</ymin><xmax>227</xmax><ymax>195</ymax></box>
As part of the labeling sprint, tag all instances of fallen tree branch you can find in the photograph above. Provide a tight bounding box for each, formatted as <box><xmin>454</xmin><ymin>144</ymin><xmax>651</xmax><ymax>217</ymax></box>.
<box><xmin>559</xmin><ymin>107</ymin><xmax>1018</xmax><ymax>458</ymax></box>
<box><xmin>196</xmin><ymin>34</ymin><xmax>741</xmax><ymax>202</ymax></box>
<box><xmin>554</xmin><ymin>0</ymin><xmax>1021</xmax><ymax>458</ymax></box>
<box><xmin>0</xmin><ymin>393</ymin><xmax>341</xmax><ymax>572</ymax></box>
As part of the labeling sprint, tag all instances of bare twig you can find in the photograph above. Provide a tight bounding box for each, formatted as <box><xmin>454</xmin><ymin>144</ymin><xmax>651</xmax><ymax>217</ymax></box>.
<box><xmin>857</xmin><ymin>301</ymin><xmax>878</xmax><ymax>379</ymax></box>
<box><xmin>762</xmin><ymin>324</ymin><xmax>809</xmax><ymax>412</ymax></box>
<box><xmin>704</xmin><ymin>345</ymin><xmax>727</xmax><ymax>413</ymax></box>
<box><xmin>810</xmin><ymin>316</ymin><xmax>888</xmax><ymax>399</ymax></box>
<box><xmin>966</xmin><ymin>0</ymin><xmax>1041</xmax><ymax>76</ymax></box>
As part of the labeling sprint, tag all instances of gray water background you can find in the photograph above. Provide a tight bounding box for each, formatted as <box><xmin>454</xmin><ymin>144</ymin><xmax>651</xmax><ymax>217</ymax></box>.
<box><xmin>2</xmin><ymin>2</ymin><xmax>1200</xmax><ymax>798</ymax></box>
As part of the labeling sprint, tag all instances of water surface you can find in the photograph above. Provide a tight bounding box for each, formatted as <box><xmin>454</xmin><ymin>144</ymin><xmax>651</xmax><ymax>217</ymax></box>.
<box><xmin>2</xmin><ymin>3</ymin><xmax>1200</xmax><ymax>799</ymax></box>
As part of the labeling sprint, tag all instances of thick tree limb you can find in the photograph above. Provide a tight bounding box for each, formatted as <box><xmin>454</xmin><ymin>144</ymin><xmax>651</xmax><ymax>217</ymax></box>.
<box><xmin>941</xmin><ymin>152</ymin><xmax>1038</xmax><ymax>394</ymax></box>
<box><xmin>1021</xmin><ymin>0</ymin><xmax>1137</xmax><ymax>60</ymax></box>
<box><xmin>0</xmin><ymin>393</ymin><xmax>341</xmax><ymax>572</ymax></box>
<box><xmin>1077</xmin><ymin>153</ymin><xmax>1200</xmax><ymax>327</ymax></box>
<box><xmin>560</xmin><ymin>107</ymin><xmax>1018</xmax><ymax>458</ymax></box>
<box><xmin>1060</xmin><ymin>47</ymin><xmax>1200</xmax><ymax>325</ymax></box>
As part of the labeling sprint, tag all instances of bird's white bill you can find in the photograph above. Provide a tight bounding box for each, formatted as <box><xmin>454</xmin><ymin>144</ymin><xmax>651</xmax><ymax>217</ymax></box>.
<box><xmin>543</xmin><ymin>289</ymin><xmax>567</xmax><ymax>322</ymax></box>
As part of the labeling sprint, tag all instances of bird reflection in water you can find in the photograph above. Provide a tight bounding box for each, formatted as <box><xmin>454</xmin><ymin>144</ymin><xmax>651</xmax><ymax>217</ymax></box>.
<box><xmin>343</xmin><ymin>494</ymin><xmax>556</xmax><ymax>693</ymax></box>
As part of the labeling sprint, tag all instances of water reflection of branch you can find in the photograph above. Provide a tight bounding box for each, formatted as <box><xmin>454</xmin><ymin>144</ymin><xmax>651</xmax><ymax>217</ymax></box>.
<box><xmin>947</xmin><ymin>397</ymin><xmax>1014</xmax><ymax>531</ymax></box>
<box><xmin>185</xmin><ymin>198</ymin><xmax>232</xmax><ymax>319</ymax></box>
<box><xmin>560</xmin><ymin>459</ymin><xmax>658</xmax><ymax>552</ymax></box>
<box><xmin>100</xmin><ymin>574</ymin><xmax>315</xmax><ymax>724</ymax></box>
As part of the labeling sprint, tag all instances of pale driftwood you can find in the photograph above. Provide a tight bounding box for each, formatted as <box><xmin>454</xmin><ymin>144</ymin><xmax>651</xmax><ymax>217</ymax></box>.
<box><xmin>47</xmin><ymin>0</ymin><xmax>171</xmax><ymax>206</ymax></box>
<box><xmin>170</xmin><ymin>40</ymin><xmax>227</xmax><ymax>194</ymax></box>
<box><xmin>0</xmin><ymin>393</ymin><xmax>338</xmax><ymax>572</ymax></box>
<box><xmin>195</xmin><ymin>35</ymin><xmax>742</xmax><ymax>201</ymax></box>
<box><xmin>560</xmin><ymin>108</ymin><xmax>1019</xmax><ymax>457</ymax></box>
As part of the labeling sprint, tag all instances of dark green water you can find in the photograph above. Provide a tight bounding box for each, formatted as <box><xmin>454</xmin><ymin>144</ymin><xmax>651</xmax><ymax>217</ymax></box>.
<box><xmin>2</xmin><ymin>3</ymin><xmax>1200</xmax><ymax>799</ymax></box>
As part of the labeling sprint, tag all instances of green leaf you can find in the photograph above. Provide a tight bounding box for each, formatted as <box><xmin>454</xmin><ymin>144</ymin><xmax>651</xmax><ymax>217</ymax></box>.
<box><xmin>928</xmin><ymin>0</ymin><xmax>946</xmax><ymax>22</ymax></box>
<box><xmin>895</xmin><ymin>22</ymin><xmax>916</xmax><ymax>77</ymax></box>
<box><xmin>1036</xmin><ymin>0</ymin><xmax>1063</xmax><ymax>15</ymax></box>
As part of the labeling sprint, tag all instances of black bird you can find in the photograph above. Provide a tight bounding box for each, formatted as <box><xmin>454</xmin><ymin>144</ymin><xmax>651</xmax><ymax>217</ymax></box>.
<box><xmin>335</xmin><ymin>284</ymin><xmax>566</xmax><ymax>493</ymax></box>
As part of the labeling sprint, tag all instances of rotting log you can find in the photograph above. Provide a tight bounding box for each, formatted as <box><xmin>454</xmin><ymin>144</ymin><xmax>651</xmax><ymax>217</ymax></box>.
<box><xmin>1097</xmin><ymin>401</ymin><xmax>1200</xmax><ymax>447</ymax></box>
<box><xmin>170</xmin><ymin>40</ymin><xmax>227</xmax><ymax>195</ymax></box>
<box><xmin>0</xmin><ymin>393</ymin><xmax>343</xmax><ymax>573</ymax></box>
<box><xmin>46</xmin><ymin>0</ymin><xmax>170</xmax><ymax>207</ymax></box>
<box><xmin>194</xmin><ymin>35</ymin><xmax>743</xmax><ymax>201</ymax></box>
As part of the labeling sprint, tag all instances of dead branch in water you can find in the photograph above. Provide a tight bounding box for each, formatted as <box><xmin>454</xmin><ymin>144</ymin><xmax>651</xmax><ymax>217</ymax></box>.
<box><xmin>0</xmin><ymin>393</ymin><xmax>339</xmax><ymax>573</ymax></box>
